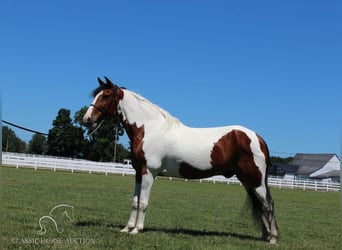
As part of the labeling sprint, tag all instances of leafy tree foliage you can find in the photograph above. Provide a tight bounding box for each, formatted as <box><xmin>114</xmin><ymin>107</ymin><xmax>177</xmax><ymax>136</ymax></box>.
<box><xmin>4</xmin><ymin>107</ymin><xmax>129</xmax><ymax>162</ymax></box>
<box><xmin>270</xmin><ymin>156</ymin><xmax>294</xmax><ymax>164</ymax></box>
<box><xmin>2</xmin><ymin>126</ymin><xmax>26</xmax><ymax>152</ymax></box>
<box><xmin>114</xmin><ymin>143</ymin><xmax>131</xmax><ymax>163</ymax></box>
<box><xmin>73</xmin><ymin>106</ymin><xmax>89</xmax><ymax>131</ymax></box>
<box><xmin>28</xmin><ymin>134</ymin><xmax>47</xmax><ymax>154</ymax></box>
<box><xmin>74</xmin><ymin>106</ymin><xmax>129</xmax><ymax>162</ymax></box>
<box><xmin>47</xmin><ymin>109</ymin><xmax>85</xmax><ymax>157</ymax></box>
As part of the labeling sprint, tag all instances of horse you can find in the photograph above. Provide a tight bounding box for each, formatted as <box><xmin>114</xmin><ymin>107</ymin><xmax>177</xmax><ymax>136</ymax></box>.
<box><xmin>83</xmin><ymin>77</ymin><xmax>279</xmax><ymax>244</ymax></box>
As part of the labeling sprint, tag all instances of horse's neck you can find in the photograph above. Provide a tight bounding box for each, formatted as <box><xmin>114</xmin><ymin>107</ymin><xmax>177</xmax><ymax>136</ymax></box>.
<box><xmin>119</xmin><ymin>90</ymin><xmax>168</xmax><ymax>128</ymax></box>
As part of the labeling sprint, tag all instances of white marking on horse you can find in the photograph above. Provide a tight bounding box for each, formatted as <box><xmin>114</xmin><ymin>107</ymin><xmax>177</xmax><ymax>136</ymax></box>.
<box><xmin>84</xmin><ymin>90</ymin><xmax>103</xmax><ymax>125</ymax></box>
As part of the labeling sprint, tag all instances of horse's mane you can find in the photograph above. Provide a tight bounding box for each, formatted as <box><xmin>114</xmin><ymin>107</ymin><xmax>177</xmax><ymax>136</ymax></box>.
<box><xmin>125</xmin><ymin>90</ymin><xmax>181</xmax><ymax>129</ymax></box>
<box><xmin>91</xmin><ymin>83</ymin><xmax>181</xmax><ymax>128</ymax></box>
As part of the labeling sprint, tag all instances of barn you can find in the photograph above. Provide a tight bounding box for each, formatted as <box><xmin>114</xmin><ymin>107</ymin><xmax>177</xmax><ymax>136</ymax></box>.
<box><xmin>293</xmin><ymin>154</ymin><xmax>340</xmax><ymax>182</ymax></box>
<box><xmin>269</xmin><ymin>154</ymin><xmax>340</xmax><ymax>182</ymax></box>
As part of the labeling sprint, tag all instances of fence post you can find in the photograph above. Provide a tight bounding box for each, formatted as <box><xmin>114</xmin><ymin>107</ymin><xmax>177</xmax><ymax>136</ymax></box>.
<box><xmin>15</xmin><ymin>156</ymin><xmax>19</xmax><ymax>168</ymax></box>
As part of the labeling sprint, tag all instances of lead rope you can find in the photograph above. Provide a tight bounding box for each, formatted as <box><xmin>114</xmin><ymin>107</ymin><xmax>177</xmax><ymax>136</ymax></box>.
<box><xmin>87</xmin><ymin>120</ymin><xmax>105</xmax><ymax>137</ymax></box>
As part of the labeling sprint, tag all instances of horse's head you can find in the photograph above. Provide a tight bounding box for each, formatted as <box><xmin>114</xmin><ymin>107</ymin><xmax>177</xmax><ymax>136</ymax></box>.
<box><xmin>83</xmin><ymin>77</ymin><xmax>122</xmax><ymax>133</ymax></box>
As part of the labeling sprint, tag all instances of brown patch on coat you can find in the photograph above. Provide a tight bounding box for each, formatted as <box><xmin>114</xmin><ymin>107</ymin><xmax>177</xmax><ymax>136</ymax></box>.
<box><xmin>92</xmin><ymin>85</ymin><xmax>124</xmax><ymax>120</ymax></box>
<box><xmin>120</xmin><ymin>119</ymin><xmax>147</xmax><ymax>183</ymax></box>
<box><xmin>178</xmin><ymin>130</ymin><xmax>262</xmax><ymax>187</ymax></box>
<box><xmin>110</xmin><ymin>87</ymin><xmax>124</xmax><ymax>115</ymax></box>
<box><xmin>179</xmin><ymin>162</ymin><xmax>223</xmax><ymax>179</ymax></box>
<box><xmin>212</xmin><ymin>130</ymin><xmax>262</xmax><ymax>187</ymax></box>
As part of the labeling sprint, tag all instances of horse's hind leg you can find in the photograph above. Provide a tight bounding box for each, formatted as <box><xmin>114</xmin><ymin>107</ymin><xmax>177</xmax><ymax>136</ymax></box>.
<box><xmin>246</xmin><ymin>184</ymin><xmax>279</xmax><ymax>244</ymax></box>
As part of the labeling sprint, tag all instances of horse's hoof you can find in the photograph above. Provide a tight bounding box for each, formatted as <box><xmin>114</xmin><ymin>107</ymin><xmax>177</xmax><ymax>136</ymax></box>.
<box><xmin>130</xmin><ymin>228</ymin><xmax>139</xmax><ymax>235</ymax></box>
<box><xmin>120</xmin><ymin>227</ymin><xmax>130</xmax><ymax>233</ymax></box>
<box><xmin>269</xmin><ymin>237</ymin><xmax>277</xmax><ymax>244</ymax></box>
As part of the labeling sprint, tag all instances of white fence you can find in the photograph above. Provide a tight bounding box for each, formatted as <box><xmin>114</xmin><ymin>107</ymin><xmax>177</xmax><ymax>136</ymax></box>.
<box><xmin>2</xmin><ymin>152</ymin><xmax>340</xmax><ymax>192</ymax></box>
<box><xmin>2</xmin><ymin>152</ymin><xmax>135</xmax><ymax>176</ymax></box>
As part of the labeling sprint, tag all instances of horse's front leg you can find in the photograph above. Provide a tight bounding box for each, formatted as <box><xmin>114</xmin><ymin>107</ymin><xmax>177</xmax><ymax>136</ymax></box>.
<box><xmin>120</xmin><ymin>177</ymin><xmax>141</xmax><ymax>233</ymax></box>
<box><xmin>130</xmin><ymin>169</ymin><xmax>155</xmax><ymax>234</ymax></box>
<box><xmin>121</xmin><ymin>169</ymin><xmax>155</xmax><ymax>234</ymax></box>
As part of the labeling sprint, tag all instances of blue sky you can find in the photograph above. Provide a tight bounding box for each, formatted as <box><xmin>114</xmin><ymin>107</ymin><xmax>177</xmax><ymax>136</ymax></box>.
<box><xmin>1</xmin><ymin>0</ymin><xmax>341</xmax><ymax>157</ymax></box>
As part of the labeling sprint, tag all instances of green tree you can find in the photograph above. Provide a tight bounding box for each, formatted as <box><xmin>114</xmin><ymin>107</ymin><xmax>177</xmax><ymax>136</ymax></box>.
<box><xmin>270</xmin><ymin>156</ymin><xmax>294</xmax><ymax>164</ymax></box>
<box><xmin>2</xmin><ymin>126</ymin><xmax>26</xmax><ymax>153</ymax></box>
<box><xmin>74</xmin><ymin>106</ymin><xmax>129</xmax><ymax>162</ymax></box>
<box><xmin>28</xmin><ymin>133</ymin><xmax>47</xmax><ymax>154</ymax></box>
<box><xmin>47</xmin><ymin>109</ymin><xmax>85</xmax><ymax>157</ymax></box>
<box><xmin>114</xmin><ymin>143</ymin><xmax>131</xmax><ymax>163</ymax></box>
<box><xmin>73</xmin><ymin>106</ymin><xmax>89</xmax><ymax>133</ymax></box>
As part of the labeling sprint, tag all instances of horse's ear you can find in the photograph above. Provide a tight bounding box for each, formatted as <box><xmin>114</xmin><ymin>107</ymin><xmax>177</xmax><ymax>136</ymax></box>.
<box><xmin>98</xmin><ymin>77</ymin><xmax>105</xmax><ymax>86</ymax></box>
<box><xmin>104</xmin><ymin>76</ymin><xmax>115</xmax><ymax>87</ymax></box>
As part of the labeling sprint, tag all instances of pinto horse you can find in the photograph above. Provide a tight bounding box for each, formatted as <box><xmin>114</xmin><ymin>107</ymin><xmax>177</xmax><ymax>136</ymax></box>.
<box><xmin>83</xmin><ymin>77</ymin><xmax>279</xmax><ymax>244</ymax></box>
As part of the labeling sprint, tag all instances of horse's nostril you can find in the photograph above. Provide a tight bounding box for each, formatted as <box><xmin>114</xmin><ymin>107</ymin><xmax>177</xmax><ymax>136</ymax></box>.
<box><xmin>84</xmin><ymin>116</ymin><xmax>92</xmax><ymax>124</ymax></box>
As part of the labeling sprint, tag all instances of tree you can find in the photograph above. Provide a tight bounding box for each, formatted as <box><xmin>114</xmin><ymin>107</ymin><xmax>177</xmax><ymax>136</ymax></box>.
<box><xmin>2</xmin><ymin>126</ymin><xmax>26</xmax><ymax>153</ymax></box>
<box><xmin>83</xmin><ymin>115</ymin><xmax>126</xmax><ymax>162</ymax></box>
<box><xmin>74</xmin><ymin>106</ymin><xmax>129</xmax><ymax>162</ymax></box>
<box><xmin>28</xmin><ymin>133</ymin><xmax>47</xmax><ymax>154</ymax></box>
<box><xmin>270</xmin><ymin>156</ymin><xmax>294</xmax><ymax>164</ymax></box>
<box><xmin>47</xmin><ymin>109</ymin><xmax>85</xmax><ymax>157</ymax></box>
<box><xmin>73</xmin><ymin>106</ymin><xmax>89</xmax><ymax>133</ymax></box>
<box><xmin>114</xmin><ymin>143</ymin><xmax>131</xmax><ymax>163</ymax></box>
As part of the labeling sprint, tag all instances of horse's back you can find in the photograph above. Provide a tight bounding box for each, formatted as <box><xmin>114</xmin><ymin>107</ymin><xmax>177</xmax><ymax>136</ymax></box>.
<box><xmin>148</xmin><ymin>124</ymin><xmax>267</xmax><ymax>178</ymax></box>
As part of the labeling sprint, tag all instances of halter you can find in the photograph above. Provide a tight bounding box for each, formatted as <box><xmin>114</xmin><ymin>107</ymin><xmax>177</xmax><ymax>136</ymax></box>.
<box><xmin>90</xmin><ymin>103</ymin><xmax>108</xmax><ymax>114</ymax></box>
<box><xmin>87</xmin><ymin>90</ymin><xmax>119</xmax><ymax>137</ymax></box>
<box><xmin>90</xmin><ymin>91</ymin><xmax>117</xmax><ymax>117</ymax></box>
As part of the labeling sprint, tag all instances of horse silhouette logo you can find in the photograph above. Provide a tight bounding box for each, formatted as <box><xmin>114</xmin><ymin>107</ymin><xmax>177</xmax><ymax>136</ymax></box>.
<box><xmin>36</xmin><ymin>204</ymin><xmax>74</xmax><ymax>235</ymax></box>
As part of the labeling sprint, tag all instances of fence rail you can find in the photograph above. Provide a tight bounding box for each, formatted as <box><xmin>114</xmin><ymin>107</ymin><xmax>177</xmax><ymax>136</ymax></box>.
<box><xmin>2</xmin><ymin>152</ymin><xmax>340</xmax><ymax>192</ymax></box>
<box><xmin>2</xmin><ymin>152</ymin><xmax>135</xmax><ymax>176</ymax></box>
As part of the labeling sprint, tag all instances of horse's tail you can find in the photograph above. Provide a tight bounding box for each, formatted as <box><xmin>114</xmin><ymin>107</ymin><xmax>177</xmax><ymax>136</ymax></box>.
<box><xmin>245</xmin><ymin>186</ymin><xmax>263</xmax><ymax>227</ymax></box>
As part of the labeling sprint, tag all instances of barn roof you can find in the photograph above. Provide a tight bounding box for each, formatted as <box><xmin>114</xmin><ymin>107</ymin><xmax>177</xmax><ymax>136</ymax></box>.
<box><xmin>291</xmin><ymin>154</ymin><xmax>338</xmax><ymax>176</ymax></box>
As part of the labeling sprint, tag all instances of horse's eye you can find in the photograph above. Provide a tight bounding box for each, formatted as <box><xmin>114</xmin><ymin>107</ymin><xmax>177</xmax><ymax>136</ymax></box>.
<box><xmin>102</xmin><ymin>95</ymin><xmax>109</xmax><ymax>100</ymax></box>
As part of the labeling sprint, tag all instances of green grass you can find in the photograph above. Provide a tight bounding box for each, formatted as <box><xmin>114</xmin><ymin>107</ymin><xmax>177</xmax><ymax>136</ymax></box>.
<box><xmin>1</xmin><ymin>166</ymin><xmax>340</xmax><ymax>249</ymax></box>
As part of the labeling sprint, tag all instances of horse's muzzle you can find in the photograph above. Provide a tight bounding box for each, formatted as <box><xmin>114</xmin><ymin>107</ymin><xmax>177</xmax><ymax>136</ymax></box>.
<box><xmin>83</xmin><ymin>115</ymin><xmax>97</xmax><ymax>130</ymax></box>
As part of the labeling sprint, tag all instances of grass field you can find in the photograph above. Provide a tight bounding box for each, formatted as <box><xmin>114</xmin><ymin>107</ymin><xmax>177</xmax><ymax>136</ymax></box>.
<box><xmin>1</xmin><ymin>166</ymin><xmax>340</xmax><ymax>249</ymax></box>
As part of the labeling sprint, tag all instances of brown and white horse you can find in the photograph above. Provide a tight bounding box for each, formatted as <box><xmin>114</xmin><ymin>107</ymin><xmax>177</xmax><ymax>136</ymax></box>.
<box><xmin>83</xmin><ymin>77</ymin><xmax>279</xmax><ymax>243</ymax></box>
